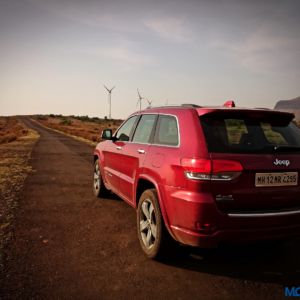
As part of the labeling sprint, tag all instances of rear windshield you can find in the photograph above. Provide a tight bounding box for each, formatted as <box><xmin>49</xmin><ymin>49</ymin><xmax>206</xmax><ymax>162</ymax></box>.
<box><xmin>200</xmin><ymin>113</ymin><xmax>300</xmax><ymax>154</ymax></box>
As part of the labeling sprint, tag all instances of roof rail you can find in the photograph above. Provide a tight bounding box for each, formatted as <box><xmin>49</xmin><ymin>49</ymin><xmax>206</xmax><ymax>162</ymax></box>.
<box><xmin>181</xmin><ymin>104</ymin><xmax>201</xmax><ymax>108</ymax></box>
<box><xmin>145</xmin><ymin>103</ymin><xmax>202</xmax><ymax>109</ymax></box>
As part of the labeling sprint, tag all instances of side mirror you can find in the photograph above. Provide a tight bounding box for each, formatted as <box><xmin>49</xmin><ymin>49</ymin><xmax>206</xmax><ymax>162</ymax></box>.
<box><xmin>101</xmin><ymin>129</ymin><xmax>113</xmax><ymax>140</ymax></box>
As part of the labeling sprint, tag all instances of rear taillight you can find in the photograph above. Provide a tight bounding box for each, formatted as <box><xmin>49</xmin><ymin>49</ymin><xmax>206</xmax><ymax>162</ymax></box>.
<box><xmin>181</xmin><ymin>158</ymin><xmax>243</xmax><ymax>181</ymax></box>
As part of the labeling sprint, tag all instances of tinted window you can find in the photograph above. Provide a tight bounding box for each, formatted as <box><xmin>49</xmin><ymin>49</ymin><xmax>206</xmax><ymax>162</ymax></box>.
<box><xmin>225</xmin><ymin>119</ymin><xmax>248</xmax><ymax>144</ymax></box>
<box><xmin>116</xmin><ymin>116</ymin><xmax>139</xmax><ymax>141</ymax></box>
<box><xmin>261</xmin><ymin>122</ymin><xmax>288</xmax><ymax>145</ymax></box>
<box><xmin>154</xmin><ymin>115</ymin><xmax>179</xmax><ymax>146</ymax></box>
<box><xmin>201</xmin><ymin>114</ymin><xmax>300</xmax><ymax>153</ymax></box>
<box><xmin>132</xmin><ymin>114</ymin><xmax>156</xmax><ymax>143</ymax></box>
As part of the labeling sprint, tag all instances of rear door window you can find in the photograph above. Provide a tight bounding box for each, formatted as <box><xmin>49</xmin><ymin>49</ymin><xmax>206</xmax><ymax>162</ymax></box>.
<box><xmin>201</xmin><ymin>113</ymin><xmax>300</xmax><ymax>153</ymax></box>
<box><xmin>154</xmin><ymin>115</ymin><xmax>179</xmax><ymax>146</ymax></box>
<box><xmin>132</xmin><ymin>114</ymin><xmax>157</xmax><ymax>144</ymax></box>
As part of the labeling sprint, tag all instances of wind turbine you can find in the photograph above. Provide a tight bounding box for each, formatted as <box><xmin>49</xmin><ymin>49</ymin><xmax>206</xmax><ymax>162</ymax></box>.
<box><xmin>137</xmin><ymin>89</ymin><xmax>143</xmax><ymax>111</ymax></box>
<box><xmin>103</xmin><ymin>84</ymin><xmax>115</xmax><ymax>119</ymax></box>
<box><xmin>146</xmin><ymin>98</ymin><xmax>152</xmax><ymax>108</ymax></box>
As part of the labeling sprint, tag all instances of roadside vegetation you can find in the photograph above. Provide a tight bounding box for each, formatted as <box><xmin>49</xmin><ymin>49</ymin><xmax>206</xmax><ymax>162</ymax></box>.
<box><xmin>34</xmin><ymin>114</ymin><xmax>123</xmax><ymax>144</ymax></box>
<box><xmin>0</xmin><ymin>117</ymin><xmax>29</xmax><ymax>144</ymax></box>
<box><xmin>0</xmin><ymin>117</ymin><xmax>39</xmax><ymax>268</ymax></box>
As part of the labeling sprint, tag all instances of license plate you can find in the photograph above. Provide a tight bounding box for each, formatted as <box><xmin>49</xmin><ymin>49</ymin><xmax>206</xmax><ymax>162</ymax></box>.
<box><xmin>255</xmin><ymin>172</ymin><xmax>298</xmax><ymax>187</ymax></box>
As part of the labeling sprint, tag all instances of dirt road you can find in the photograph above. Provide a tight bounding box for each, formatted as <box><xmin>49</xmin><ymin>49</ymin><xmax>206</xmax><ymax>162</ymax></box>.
<box><xmin>1</xmin><ymin>118</ymin><xmax>299</xmax><ymax>299</ymax></box>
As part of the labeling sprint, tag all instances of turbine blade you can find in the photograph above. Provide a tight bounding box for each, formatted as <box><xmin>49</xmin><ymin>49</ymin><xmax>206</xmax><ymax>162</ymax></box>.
<box><xmin>103</xmin><ymin>84</ymin><xmax>109</xmax><ymax>91</ymax></box>
<box><xmin>137</xmin><ymin>88</ymin><xmax>142</xmax><ymax>99</ymax></box>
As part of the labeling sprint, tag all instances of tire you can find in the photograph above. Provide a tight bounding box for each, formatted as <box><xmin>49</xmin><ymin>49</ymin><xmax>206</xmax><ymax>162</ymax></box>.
<box><xmin>137</xmin><ymin>189</ymin><xmax>167</xmax><ymax>259</ymax></box>
<box><xmin>93</xmin><ymin>159</ymin><xmax>109</xmax><ymax>198</ymax></box>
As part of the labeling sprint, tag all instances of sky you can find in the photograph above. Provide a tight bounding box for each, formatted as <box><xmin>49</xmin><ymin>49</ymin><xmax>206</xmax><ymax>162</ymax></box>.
<box><xmin>0</xmin><ymin>0</ymin><xmax>300</xmax><ymax>119</ymax></box>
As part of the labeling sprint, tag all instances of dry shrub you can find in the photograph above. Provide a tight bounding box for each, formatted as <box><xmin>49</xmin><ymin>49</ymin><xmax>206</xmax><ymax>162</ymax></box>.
<box><xmin>60</xmin><ymin>118</ymin><xmax>72</xmax><ymax>126</ymax></box>
<box><xmin>0</xmin><ymin>134</ymin><xmax>17</xmax><ymax>144</ymax></box>
<box><xmin>91</xmin><ymin>135</ymin><xmax>98</xmax><ymax>142</ymax></box>
<box><xmin>35</xmin><ymin>115</ymin><xmax>121</xmax><ymax>143</ymax></box>
<box><xmin>37</xmin><ymin>115</ymin><xmax>48</xmax><ymax>121</ymax></box>
<box><xmin>0</xmin><ymin>117</ymin><xmax>30</xmax><ymax>144</ymax></box>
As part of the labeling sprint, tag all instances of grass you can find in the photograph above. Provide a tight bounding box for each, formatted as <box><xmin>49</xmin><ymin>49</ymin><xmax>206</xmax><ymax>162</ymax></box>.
<box><xmin>0</xmin><ymin>117</ymin><xmax>29</xmax><ymax>145</ymax></box>
<box><xmin>0</xmin><ymin>118</ymin><xmax>39</xmax><ymax>268</ymax></box>
<box><xmin>34</xmin><ymin>115</ymin><xmax>123</xmax><ymax>144</ymax></box>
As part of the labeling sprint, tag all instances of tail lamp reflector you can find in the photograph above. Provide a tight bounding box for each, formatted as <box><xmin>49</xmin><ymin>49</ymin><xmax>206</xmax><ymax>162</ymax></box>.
<box><xmin>181</xmin><ymin>158</ymin><xmax>243</xmax><ymax>181</ymax></box>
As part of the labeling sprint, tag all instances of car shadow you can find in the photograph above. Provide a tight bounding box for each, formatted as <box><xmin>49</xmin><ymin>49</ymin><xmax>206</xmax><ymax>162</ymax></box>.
<box><xmin>160</xmin><ymin>238</ymin><xmax>300</xmax><ymax>285</ymax></box>
<box><xmin>102</xmin><ymin>192</ymin><xmax>123</xmax><ymax>202</ymax></box>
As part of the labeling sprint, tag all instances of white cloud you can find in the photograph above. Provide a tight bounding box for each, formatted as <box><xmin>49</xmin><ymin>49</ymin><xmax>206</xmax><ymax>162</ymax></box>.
<box><xmin>75</xmin><ymin>44</ymin><xmax>155</xmax><ymax>72</ymax></box>
<box><xmin>27</xmin><ymin>0</ymin><xmax>143</xmax><ymax>33</ymax></box>
<box><xmin>210</xmin><ymin>27</ymin><xmax>300</xmax><ymax>74</ymax></box>
<box><xmin>144</xmin><ymin>17</ymin><xmax>192</xmax><ymax>43</ymax></box>
<box><xmin>97</xmin><ymin>46</ymin><xmax>154</xmax><ymax>65</ymax></box>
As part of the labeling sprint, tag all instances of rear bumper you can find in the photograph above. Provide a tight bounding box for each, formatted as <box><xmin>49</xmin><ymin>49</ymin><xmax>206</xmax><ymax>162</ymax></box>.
<box><xmin>163</xmin><ymin>186</ymin><xmax>300</xmax><ymax>248</ymax></box>
<box><xmin>171</xmin><ymin>224</ymin><xmax>300</xmax><ymax>248</ymax></box>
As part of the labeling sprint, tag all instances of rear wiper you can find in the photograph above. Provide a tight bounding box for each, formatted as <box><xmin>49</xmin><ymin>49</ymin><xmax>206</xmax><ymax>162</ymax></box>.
<box><xmin>273</xmin><ymin>145</ymin><xmax>300</xmax><ymax>152</ymax></box>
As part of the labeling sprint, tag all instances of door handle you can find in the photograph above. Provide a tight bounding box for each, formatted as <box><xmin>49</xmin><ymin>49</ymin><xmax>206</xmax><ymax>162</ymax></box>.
<box><xmin>116</xmin><ymin>146</ymin><xmax>122</xmax><ymax>150</ymax></box>
<box><xmin>137</xmin><ymin>149</ymin><xmax>145</xmax><ymax>154</ymax></box>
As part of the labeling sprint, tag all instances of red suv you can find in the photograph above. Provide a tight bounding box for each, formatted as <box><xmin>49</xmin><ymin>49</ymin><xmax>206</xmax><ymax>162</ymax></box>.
<box><xmin>93</xmin><ymin>103</ymin><xmax>300</xmax><ymax>258</ymax></box>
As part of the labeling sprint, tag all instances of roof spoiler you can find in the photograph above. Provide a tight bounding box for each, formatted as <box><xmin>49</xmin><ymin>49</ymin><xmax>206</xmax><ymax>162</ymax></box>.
<box><xmin>223</xmin><ymin>100</ymin><xmax>236</xmax><ymax>108</ymax></box>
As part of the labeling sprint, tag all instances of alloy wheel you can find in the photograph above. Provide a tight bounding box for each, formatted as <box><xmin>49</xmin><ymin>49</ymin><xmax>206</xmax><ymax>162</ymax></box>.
<box><xmin>139</xmin><ymin>199</ymin><xmax>157</xmax><ymax>249</ymax></box>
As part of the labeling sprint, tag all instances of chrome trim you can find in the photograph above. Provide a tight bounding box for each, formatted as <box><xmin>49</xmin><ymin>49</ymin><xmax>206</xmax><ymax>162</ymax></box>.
<box><xmin>151</xmin><ymin>143</ymin><xmax>180</xmax><ymax>148</ymax></box>
<box><xmin>228</xmin><ymin>209</ymin><xmax>300</xmax><ymax>218</ymax></box>
<box><xmin>185</xmin><ymin>171</ymin><xmax>241</xmax><ymax>181</ymax></box>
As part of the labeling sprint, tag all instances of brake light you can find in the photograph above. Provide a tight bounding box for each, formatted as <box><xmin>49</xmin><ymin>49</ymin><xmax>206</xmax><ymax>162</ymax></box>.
<box><xmin>181</xmin><ymin>158</ymin><xmax>243</xmax><ymax>181</ymax></box>
<box><xmin>212</xmin><ymin>160</ymin><xmax>243</xmax><ymax>172</ymax></box>
<box><xmin>181</xmin><ymin>158</ymin><xmax>211</xmax><ymax>180</ymax></box>
<box><xmin>223</xmin><ymin>100</ymin><xmax>235</xmax><ymax>107</ymax></box>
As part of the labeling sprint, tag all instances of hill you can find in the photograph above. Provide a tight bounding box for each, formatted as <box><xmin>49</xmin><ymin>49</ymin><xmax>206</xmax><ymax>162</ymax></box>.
<box><xmin>274</xmin><ymin>96</ymin><xmax>300</xmax><ymax>121</ymax></box>
<box><xmin>274</xmin><ymin>96</ymin><xmax>300</xmax><ymax>109</ymax></box>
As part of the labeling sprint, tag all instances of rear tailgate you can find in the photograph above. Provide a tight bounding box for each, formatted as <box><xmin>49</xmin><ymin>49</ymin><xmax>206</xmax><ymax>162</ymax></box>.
<box><xmin>200</xmin><ymin>109</ymin><xmax>300</xmax><ymax>214</ymax></box>
<box><xmin>210</xmin><ymin>153</ymin><xmax>300</xmax><ymax>213</ymax></box>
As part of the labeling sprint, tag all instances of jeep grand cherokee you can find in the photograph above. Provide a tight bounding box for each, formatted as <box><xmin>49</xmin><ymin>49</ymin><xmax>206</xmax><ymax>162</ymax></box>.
<box><xmin>93</xmin><ymin>102</ymin><xmax>300</xmax><ymax>258</ymax></box>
